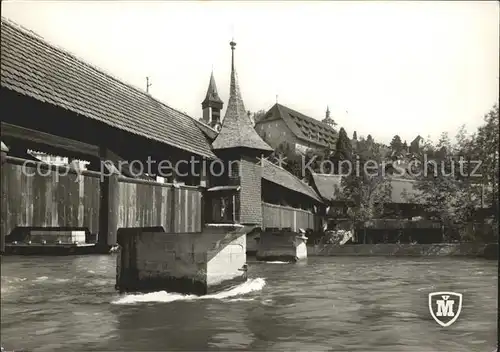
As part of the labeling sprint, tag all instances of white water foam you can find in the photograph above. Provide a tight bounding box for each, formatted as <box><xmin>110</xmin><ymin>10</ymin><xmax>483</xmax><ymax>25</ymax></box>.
<box><xmin>111</xmin><ymin>277</ymin><xmax>266</xmax><ymax>305</ymax></box>
<box><xmin>228</xmin><ymin>298</ymin><xmax>255</xmax><ymax>302</ymax></box>
<box><xmin>2</xmin><ymin>277</ymin><xmax>27</xmax><ymax>283</ymax></box>
<box><xmin>264</xmin><ymin>261</ymin><xmax>290</xmax><ymax>264</ymax></box>
<box><xmin>55</xmin><ymin>278</ymin><xmax>70</xmax><ymax>283</ymax></box>
<box><xmin>34</xmin><ymin>276</ymin><xmax>49</xmax><ymax>282</ymax></box>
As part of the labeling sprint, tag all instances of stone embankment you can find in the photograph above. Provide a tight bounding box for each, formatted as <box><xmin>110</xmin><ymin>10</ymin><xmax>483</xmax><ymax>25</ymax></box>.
<box><xmin>308</xmin><ymin>243</ymin><xmax>498</xmax><ymax>259</ymax></box>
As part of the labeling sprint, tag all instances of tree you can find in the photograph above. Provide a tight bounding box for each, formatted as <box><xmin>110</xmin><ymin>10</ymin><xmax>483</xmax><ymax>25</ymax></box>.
<box><xmin>390</xmin><ymin>135</ymin><xmax>404</xmax><ymax>159</ymax></box>
<box><xmin>390</xmin><ymin>135</ymin><xmax>403</xmax><ymax>151</ymax></box>
<box><xmin>270</xmin><ymin>142</ymin><xmax>302</xmax><ymax>177</ymax></box>
<box><xmin>470</xmin><ymin>105</ymin><xmax>499</xmax><ymax>239</ymax></box>
<box><xmin>352</xmin><ymin>131</ymin><xmax>358</xmax><ymax>140</ymax></box>
<box><xmin>338</xmin><ymin>137</ymin><xmax>392</xmax><ymax>243</ymax></box>
<box><xmin>412</xmin><ymin>134</ymin><xmax>455</xmax><ymax>240</ymax></box>
<box><xmin>412</xmin><ymin>128</ymin><xmax>493</xmax><ymax>242</ymax></box>
<box><xmin>332</xmin><ymin>127</ymin><xmax>352</xmax><ymax>174</ymax></box>
<box><xmin>253</xmin><ymin>109</ymin><xmax>267</xmax><ymax>124</ymax></box>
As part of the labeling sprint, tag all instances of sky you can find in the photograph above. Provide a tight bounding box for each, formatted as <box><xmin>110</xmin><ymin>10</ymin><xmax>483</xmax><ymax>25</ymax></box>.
<box><xmin>2</xmin><ymin>1</ymin><xmax>499</xmax><ymax>145</ymax></box>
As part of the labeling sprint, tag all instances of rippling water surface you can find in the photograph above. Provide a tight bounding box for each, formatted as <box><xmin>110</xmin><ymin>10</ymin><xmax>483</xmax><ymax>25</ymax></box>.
<box><xmin>1</xmin><ymin>255</ymin><xmax>497</xmax><ymax>351</ymax></box>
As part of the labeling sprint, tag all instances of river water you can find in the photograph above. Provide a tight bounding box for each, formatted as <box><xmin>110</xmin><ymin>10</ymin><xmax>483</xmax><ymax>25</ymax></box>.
<box><xmin>1</xmin><ymin>255</ymin><xmax>497</xmax><ymax>352</ymax></box>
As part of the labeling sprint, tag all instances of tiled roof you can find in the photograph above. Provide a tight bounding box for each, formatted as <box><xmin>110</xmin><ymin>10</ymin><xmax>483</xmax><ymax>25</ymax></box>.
<box><xmin>0</xmin><ymin>17</ymin><xmax>215</xmax><ymax>159</ymax></box>
<box><xmin>257</xmin><ymin>103</ymin><xmax>338</xmax><ymax>148</ymax></box>
<box><xmin>212</xmin><ymin>42</ymin><xmax>272</xmax><ymax>152</ymax></box>
<box><xmin>262</xmin><ymin>160</ymin><xmax>322</xmax><ymax>203</ymax></box>
<box><xmin>310</xmin><ymin>172</ymin><xmax>421</xmax><ymax>204</ymax></box>
<box><xmin>194</xmin><ymin>119</ymin><xmax>218</xmax><ymax>140</ymax></box>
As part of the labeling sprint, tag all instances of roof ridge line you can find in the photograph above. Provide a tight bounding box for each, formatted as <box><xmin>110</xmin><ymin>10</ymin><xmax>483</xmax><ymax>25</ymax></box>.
<box><xmin>1</xmin><ymin>16</ymin><xmax>203</xmax><ymax>125</ymax></box>
<box><xmin>263</xmin><ymin>160</ymin><xmax>321</xmax><ymax>202</ymax></box>
<box><xmin>280</xmin><ymin>102</ymin><xmax>336</xmax><ymax>129</ymax></box>
<box><xmin>264</xmin><ymin>159</ymin><xmax>314</xmax><ymax>188</ymax></box>
<box><xmin>194</xmin><ymin>118</ymin><xmax>218</xmax><ymax>132</ymax></box>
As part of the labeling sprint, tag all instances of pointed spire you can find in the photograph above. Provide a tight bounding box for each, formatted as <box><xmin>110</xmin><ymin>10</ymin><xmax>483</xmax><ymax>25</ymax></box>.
<box><xmin>212</xmin><ymin>40</ymin><xmax>272</xmax><ymax>152</ymax></box>
<box><xmin>326</xmin><ymin>106</ymin><xmax>330</xmax><ymax>118</ymax></box>
<box><xmin>202</xmin><ymin>70</ymin><xmax>223</xmax><ymax>107</ymax></box>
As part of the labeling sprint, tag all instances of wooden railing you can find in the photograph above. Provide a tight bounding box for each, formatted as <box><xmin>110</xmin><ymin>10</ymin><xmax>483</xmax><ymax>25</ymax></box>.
<box><xmin>1</xmin><ymin>157</ymin><xmax>101</xmax><ymax>243</ymax></box>
<box><xmin>117</xmin><ymin>177</ymin><xmax>203</xmax><ymax>233</ymax></box>
<box><xmin>262</xmin><ymin>202</ymin><xmax>319</xmax><ymax>232</ymax></box>
<box><xmin>363</xmin><ymin>219</ymin><xmax>442</xmax><ymax>229</ymax></box>
<box><xmin>0</xmin><ymin>157</ymin><xmax>204</xmax><ymax>250</ymax></box>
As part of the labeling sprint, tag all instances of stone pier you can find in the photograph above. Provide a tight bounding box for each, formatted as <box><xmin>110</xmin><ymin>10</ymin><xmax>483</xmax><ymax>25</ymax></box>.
<box><xmin>115</xmin><ymin>224</ymin><xmax>251</xmax><ymax>295</ymax></box>
<box><xmin>256</xmin><ymin>231</ymin><xmax>308</xmax><ymax>262</ymax></box>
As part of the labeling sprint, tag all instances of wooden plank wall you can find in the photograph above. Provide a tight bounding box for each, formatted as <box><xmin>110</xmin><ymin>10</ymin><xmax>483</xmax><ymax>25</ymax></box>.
<box><xmin>117</xmin><ymin>178</ymin><xmax>202</xmax><ymax>233</ymax></box>
<box><xmin>1</xmin><ymin>159</ymin><xmax>101</xmax><ymax>238</ymax></box>
<box><xmin>262</xmin><ymin>202</ymin><xmax>319</xmax><ymax>232</ymax></box>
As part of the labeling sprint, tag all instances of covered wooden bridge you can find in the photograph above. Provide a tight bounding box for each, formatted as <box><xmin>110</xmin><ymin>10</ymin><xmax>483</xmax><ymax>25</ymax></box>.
<box><xmin>0</xmin><ymin>18</ymin><xmax>322</xmax><ymax>253</ymax></box>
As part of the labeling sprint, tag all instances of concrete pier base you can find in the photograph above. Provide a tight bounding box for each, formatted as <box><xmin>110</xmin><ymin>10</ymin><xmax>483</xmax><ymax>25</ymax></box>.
<box><xmin>256</xmin><ymin>231</ymin><xmax>308</xmax><ymax>262</ymax></box>
<box><xmin>115</xmin><ymin>224</ymin><xmax>251</xmax><ymax>295</ymax></box>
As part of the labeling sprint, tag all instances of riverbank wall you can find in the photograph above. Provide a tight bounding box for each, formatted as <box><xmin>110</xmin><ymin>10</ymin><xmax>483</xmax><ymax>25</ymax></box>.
<box><xmin>308</xmin><ymin>243</ymin><xmax>498</xmax><ymax>259</ymax></box>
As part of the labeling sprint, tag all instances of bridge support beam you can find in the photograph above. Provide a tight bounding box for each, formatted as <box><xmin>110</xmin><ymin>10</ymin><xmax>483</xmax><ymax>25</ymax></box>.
<box><xmin>256</xmin><ymin>230</ymin><xmax>308</xmax><ymax>262</ymax></box>
<box><xmin>115</xmin><ymin>224</ymin><xmax>251</xmax><ymax>295</ymax></box>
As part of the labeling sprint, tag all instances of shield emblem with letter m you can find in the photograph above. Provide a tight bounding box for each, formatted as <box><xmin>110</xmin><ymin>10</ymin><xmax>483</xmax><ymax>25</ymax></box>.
<box><xmin>428</xmin><ymin>291</ymin><xmax>463</xmax><ymax>327</ymax></box>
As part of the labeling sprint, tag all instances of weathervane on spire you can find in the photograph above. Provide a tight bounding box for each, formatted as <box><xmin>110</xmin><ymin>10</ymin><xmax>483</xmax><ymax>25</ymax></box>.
<box><xmin>230</xmin><ymin>38</ymin><xmax>236</xmax><ymax>71</ymax></box>
<box><xmin>146</xmin><ymin>77</ymin><xmax>152</xmax><ymax>93</ymax></box>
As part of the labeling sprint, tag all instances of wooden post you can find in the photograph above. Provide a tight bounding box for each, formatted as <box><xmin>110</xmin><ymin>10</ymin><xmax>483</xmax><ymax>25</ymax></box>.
<box><xmin>98</xmin><ymin>171</ymin><xmax>119</xmax><ymax>247</ymax></box>
<box><xmin>232</xmin><ymin>193</ymin><xmax>236</xmax><ymax>223</ymax></box>
<box><xmin>200</xmin><ymin>189</ymin><xmax>205</xmax><ymax>229</ymax></box>
<box><xmin>0</xmin><ymin>141</ymin><xmax>8</xmax><ymax>254</ymax></box>
<box><xmin>98</xmin><ymin>148</ymin><xmax>119</xmax><ymax>249</ymax></box>
<box><xmin>170</xmin><ymin>184</ymin><xmax>177</xmax><ymax>232</ymax></box>
<box><xmin>107</xmin><ymin>173</ymin><xmax>119</xmax><ymax>245</ymax></box>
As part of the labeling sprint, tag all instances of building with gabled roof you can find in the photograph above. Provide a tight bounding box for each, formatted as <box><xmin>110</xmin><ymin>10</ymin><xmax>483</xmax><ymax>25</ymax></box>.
<box><xmin>309</xmin><ymin>172</ymin><xmax>422</xmax><ymax>205</ymax></box>
<box><xmin>254</xmin><ymin>103</ymin><xmax>338</xmax><ymax>154</ymax></box>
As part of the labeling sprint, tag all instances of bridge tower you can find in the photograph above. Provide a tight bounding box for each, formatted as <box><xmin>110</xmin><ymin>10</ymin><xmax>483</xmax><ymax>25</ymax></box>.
<box><xmin>209</xmin><ymin>40</ymin><xmax>273</xmax><ymax>227</ymax></box>
<box><xmin>201</xmin><ymin>71</ymin><xmax>224</xmax><ymax>131</ymax></box>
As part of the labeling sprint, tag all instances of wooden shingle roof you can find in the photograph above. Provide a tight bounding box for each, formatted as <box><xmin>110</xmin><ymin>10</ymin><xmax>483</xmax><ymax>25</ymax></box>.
<box><xmin>257</xmin><ymin>103</ymin><xmax>338</xmax><ymax>148</ymax></box>
<box><xmin>194</xmin><ymin>119</ymin><xmax>218</xmax><ymax>141</ymax></box>
<box><xmin>212</xmin><ymin>42</ymin><xmax>272</xmax><ymax>152</ymax></box>
<box><xmin>0</xmin><ymin>17</ymin><xmax>215</xmax><ymax>159</ymax></box>
<box><xmin>263</xmin><ymin>160</ymin><xmax>322</xmax><ymax>203</ymax></box>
